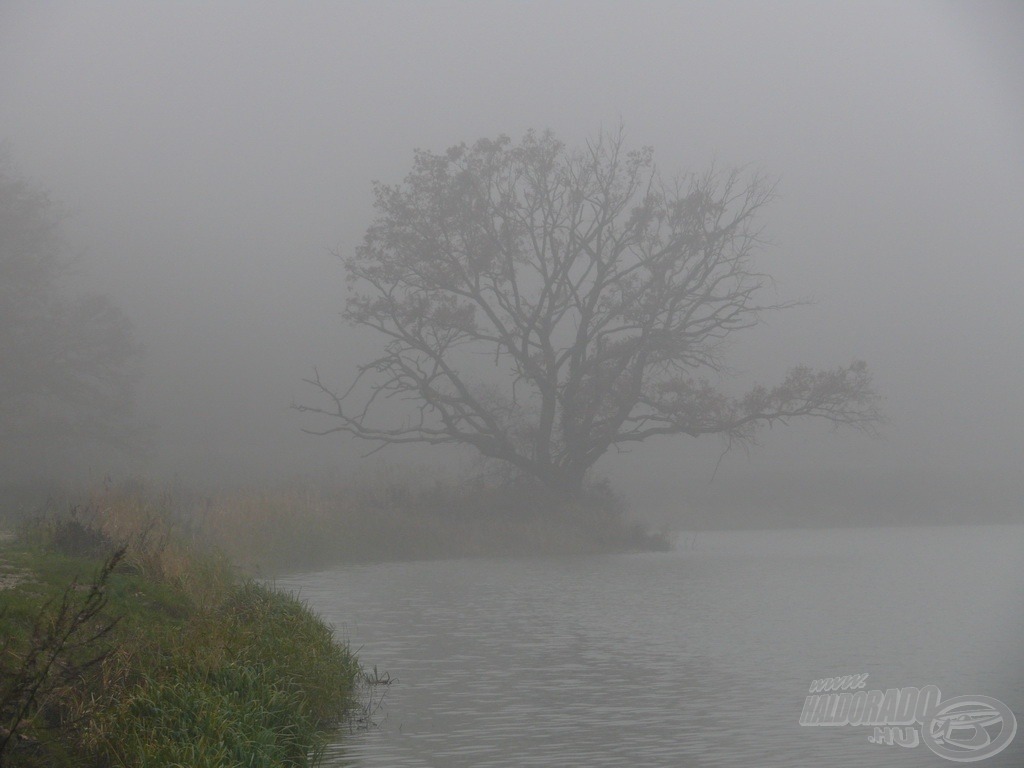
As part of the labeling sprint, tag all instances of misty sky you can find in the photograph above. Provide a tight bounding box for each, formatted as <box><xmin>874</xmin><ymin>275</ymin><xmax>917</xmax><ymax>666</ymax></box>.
<box><xmin>1</xmin><ymin>1</ymin><xmax>1022</xmax><ymax>526</ymax></box>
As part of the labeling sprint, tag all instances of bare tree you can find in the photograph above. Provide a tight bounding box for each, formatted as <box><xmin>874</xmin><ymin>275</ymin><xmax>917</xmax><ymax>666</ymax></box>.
<box><xmin>300</xmin><ymin>129</ymin><xmax>880</xmax><ymax>497</ymax></box>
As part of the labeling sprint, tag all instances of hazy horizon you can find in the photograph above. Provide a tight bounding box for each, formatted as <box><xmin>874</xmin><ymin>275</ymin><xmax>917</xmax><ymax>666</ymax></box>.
<box><xmin>2</xmin><ymin>1</ymin><xmax>1022</xmax><ymax>528</ymax></box>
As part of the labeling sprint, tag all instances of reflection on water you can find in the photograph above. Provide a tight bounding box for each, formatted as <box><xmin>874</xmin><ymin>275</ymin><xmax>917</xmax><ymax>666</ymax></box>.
<box><xmin>279</xmin><ymin>526</ymin><xmax>1024</xmax><ymax>767</ymax></box>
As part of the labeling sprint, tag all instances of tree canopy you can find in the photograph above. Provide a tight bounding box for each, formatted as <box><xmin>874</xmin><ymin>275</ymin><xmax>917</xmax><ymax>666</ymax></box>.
<box><xmin>0</xmin><ymin>161</ymin><xmax>145</xmax><ymax>479</ymax></box>
<box><xmin>301</xmin><ymin>129</ymin><xmax>880</xmax><ymax>496</ymax></box>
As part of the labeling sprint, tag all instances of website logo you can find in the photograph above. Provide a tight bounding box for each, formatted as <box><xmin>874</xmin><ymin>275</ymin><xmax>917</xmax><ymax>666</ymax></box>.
<box><xmin>799</xmin><ymin>675</ymin><xmax>1017</xmax><ymax>762</ymax></box>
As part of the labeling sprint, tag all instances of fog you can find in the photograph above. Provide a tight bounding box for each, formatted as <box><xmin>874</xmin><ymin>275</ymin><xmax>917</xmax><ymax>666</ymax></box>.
<box><xmin>2</xmin><ymin>1</ymin><xmax>1022</xmax><ymax>528</ymax></box>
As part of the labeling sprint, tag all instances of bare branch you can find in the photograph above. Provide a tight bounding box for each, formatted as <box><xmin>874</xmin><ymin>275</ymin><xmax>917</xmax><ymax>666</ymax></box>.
<box><xmin>300</xmin><ymin>129</ymin><xmax>882</xmax><ymax>497</ymax></box>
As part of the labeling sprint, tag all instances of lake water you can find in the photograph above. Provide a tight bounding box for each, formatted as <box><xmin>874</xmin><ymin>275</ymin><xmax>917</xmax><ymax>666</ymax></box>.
<box><xmin>279</xmin><ymin>525</ymin><xmax>1024</xmax><ymax>767</ymax></box>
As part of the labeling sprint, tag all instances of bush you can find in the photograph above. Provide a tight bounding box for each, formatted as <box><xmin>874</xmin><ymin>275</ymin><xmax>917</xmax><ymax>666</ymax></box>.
<box><xmin>0</xmin><ymin>549</ymin><xmax>123</xmax><ymax>764</ymax></box>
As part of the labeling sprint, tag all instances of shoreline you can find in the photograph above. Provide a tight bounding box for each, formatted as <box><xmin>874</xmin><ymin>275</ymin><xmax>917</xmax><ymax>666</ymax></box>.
<box><xmin>0</xmin><ymin>513</ymin><xmax>361</xmax><ymax>767</ymax></box>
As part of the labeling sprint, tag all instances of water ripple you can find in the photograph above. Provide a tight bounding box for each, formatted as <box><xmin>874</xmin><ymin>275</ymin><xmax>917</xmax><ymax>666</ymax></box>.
<box><xmin>281</xmin><ymin>526</ymin><xmax>1024</xmax><ymax>767</ymax></box>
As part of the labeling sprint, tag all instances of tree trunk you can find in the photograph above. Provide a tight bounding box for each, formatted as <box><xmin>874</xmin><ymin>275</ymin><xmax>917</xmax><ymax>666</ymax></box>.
<box><xmin>544</xmin><ymin>465</ymin><xmax>588</xmax><ymax>503</ymax></box>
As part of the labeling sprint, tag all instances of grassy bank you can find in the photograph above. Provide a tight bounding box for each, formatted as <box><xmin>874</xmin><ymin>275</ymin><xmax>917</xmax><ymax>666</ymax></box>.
<box><xmin>0</xmin><ymin>503</ymin><xmax>360</xmax><ymax>767</ymax></box>
<box><xmin>0</xmin><ymin>473</ymin><xmax>668</xmax><ymax>763</ymax></box>
<box><xmin>76</xmin><ymin>473</ymin><xmax>673</xmax><ymax>574</ymax></box>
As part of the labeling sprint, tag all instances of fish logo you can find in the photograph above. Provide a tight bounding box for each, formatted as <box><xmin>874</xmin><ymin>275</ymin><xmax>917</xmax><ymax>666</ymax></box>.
<box><xmin>921</xmin><ymin>695</ymin><xmax>1017</xmax><ymax>763</ymax></box>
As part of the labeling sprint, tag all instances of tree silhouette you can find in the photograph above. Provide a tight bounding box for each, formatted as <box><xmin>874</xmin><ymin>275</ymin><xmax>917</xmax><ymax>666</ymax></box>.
<box><xmin>0</xmin><ymin>160</ymin><xmax>146</xmax><ymax>479</ymax></box>
<box><xmin>302</xmin><ymin>129</ymin><xmax>880</xmax><ymax>497</ymax></box>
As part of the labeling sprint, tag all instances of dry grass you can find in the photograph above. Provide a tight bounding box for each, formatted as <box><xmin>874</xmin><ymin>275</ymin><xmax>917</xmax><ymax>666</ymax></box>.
<box><xmin>187</xmin><ymin>472</ymin><xmax>671</xmax><ymax>572</ymax></box>
<box><xmin>1</xmin><ymin>490</ymin><xmax>359</xmax><ymax>767</ymax></box>
<box><xmin>14</xmin><ymin>470</ymin><xmax>670</xmax><ymax>575</ymax></box>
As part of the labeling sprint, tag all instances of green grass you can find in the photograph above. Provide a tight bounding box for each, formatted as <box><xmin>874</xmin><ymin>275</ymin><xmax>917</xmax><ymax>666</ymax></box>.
<box><xmin>0</xmin><ymin>506</ymin><xmax>360</xmax><ymax>767</ymax></box>
<box><xmin>1</xmin><ymin>470</ymin><xmax>670</xmax><ymax>763</ymax></box>
<box><xmin>89</xmin><ymin>581</ymin><xmax>359</xmax><ymax>768</ymax></box>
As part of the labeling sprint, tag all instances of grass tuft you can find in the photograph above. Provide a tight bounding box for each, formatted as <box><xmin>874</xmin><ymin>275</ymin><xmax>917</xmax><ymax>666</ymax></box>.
<box><xmin>0</xmin><ymin>499</ymin><xmax>360</xmax><ymax>767</ymax></box>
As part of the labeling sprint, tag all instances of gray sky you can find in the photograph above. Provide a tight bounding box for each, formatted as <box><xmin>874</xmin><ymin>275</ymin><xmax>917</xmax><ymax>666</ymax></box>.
<box><xmin>1</xmin><ymin>1</ymin><xmax>1022</xmax><ymax>526</ymax></box>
